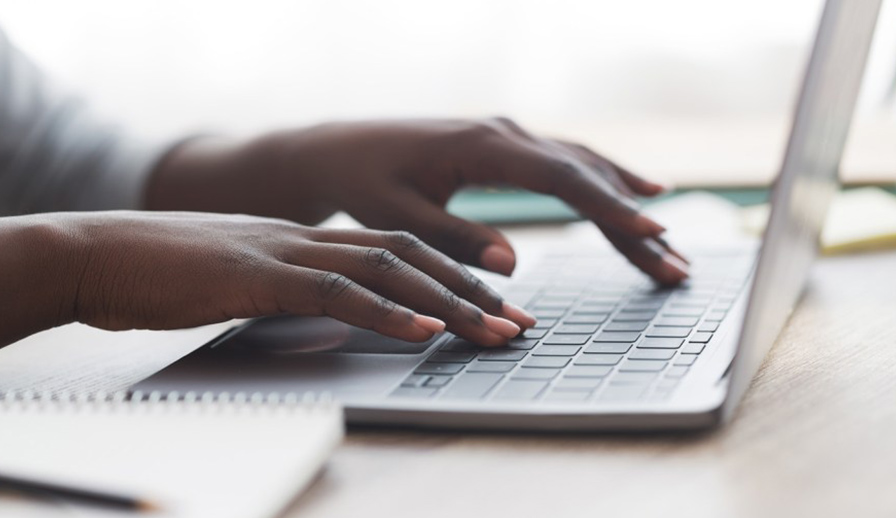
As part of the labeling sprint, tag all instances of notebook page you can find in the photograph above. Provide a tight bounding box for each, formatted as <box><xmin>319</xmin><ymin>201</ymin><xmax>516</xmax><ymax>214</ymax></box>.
<box><xmin>0</xmin><ymin>394</ymin><xmax>343</xmax><ymax>518</ymax></box>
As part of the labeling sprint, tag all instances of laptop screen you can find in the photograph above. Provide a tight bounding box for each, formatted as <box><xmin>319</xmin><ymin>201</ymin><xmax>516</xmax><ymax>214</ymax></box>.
<box><xmin>722</xmin><ymin>0</ymin><xmax>882</xmax><ymax>417</ymax></box>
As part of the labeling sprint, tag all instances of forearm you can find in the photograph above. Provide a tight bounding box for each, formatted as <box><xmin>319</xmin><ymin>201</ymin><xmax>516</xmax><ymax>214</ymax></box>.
<box><xmin>0</xmin><ymin>215</ymin><xmax>82</xmax><ymax>347</ymax></box>
<box><xmin>143</xmin><ymin>132</ymin><xmax>336</xmax><ymax>224</ymax></box>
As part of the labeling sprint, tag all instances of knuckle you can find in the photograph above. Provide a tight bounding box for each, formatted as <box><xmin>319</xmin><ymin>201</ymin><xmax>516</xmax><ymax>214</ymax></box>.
<box><xmin>316</xmin><ymin>272</ymin><xmax>354</xmax><ymax>302</ymax></box>
<box><xmin>438</xmin><ymin>285</ymin><xmax>462</xmax><ymax>313</ymax></box>
<box><xmin>364</xmin><ymin>247</ymin><xmax>401</xmax><ymax>272</ymax></box>
<box><xmin>386</xmin><ymin>231</ymin><xmax>423</xmax><ymax>252</ymax></box>
<box><xmin>372</xmin><ymin>296</ymin><xmax>399</xmax><ymax>320</ymax></box>
<box><xmin>547</xmin><ymin>158</ymin><xmax>582</xmax><ymax>194</ymax></box>
<box><xmin>489</xmin><ymin>116</ymin><xmax>522</xmax><ymax>133</ymax></box>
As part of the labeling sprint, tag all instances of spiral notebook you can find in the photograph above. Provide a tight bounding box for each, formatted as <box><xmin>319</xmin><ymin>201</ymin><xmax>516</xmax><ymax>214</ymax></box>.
<box><xmin>0</xmin><ymin>392</ymin><xmax>343</xmax><ymax>518</ymax></box>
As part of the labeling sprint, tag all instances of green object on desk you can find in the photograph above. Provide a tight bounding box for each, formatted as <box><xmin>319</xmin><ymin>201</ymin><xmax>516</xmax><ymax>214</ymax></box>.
<box><xmin>446</xmin><ymin>187</ymin><xmax>773</xmax><ymax>225</ymax></box>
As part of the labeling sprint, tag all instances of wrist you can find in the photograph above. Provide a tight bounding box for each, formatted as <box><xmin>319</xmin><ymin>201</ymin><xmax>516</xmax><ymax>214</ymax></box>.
<box><xmin>0</xmin><ymin>215</ymin><xmax>86</xmax><ymax>346</ymax></box>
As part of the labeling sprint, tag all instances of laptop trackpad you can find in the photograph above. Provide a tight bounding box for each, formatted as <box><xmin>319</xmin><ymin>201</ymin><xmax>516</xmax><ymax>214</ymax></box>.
<box><xmin>219</xmin><ymin>315</ymin><xmax>438</xmax><ymax>355</ymax></box>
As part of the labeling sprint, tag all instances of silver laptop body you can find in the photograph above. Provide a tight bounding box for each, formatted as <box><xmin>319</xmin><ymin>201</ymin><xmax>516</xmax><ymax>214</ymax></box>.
<box><xmin>135</xmin><ymin>0</ymin><xmax>881</xmax><ymax>431</ymax></box>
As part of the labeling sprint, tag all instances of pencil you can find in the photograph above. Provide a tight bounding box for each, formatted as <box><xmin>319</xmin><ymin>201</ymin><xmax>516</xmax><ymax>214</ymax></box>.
<box><xmin>0</xmin><ymin>471</ymin><xmax>161</xmax><ymax>512</ymax></box>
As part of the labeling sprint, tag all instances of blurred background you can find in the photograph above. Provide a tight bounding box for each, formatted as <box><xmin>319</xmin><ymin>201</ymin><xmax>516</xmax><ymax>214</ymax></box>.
<box><xmin>1</xmin><ymin>0</ymin><xmax>894</xmax><ymax>187</ymax></box>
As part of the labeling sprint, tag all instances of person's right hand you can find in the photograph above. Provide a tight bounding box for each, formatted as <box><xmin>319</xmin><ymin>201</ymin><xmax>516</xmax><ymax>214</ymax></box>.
<box><xmin>0</xmin><ymin>212</ymin><xmax>534</xmax><ymax>348</ymax></box>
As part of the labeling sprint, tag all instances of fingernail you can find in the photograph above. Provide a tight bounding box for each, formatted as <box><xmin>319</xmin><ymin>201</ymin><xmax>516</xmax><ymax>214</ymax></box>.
<box><xmin>482</xmin><ymin>313</ymin><xmax>521</xmax><ymax>338</ymax></box>
<box><xmin>502</xmin><ymin>301</ymin><xmax>537</xmax><ymax>328</ymax></box>
<box><xmin>655</xmin><ymin>235</ymin><xmax>691</xmax><ymax>264</ymax></box>
<box><xmin>413</xmin><ymin>314</ymin><xmax>446</xmax><ymax>333</ymax></box>
<box><xmin>663</xmin><ymin>253</ymin><xmax>690</xmax><ymax>279</ymax></box>
<box><xmin>638</xmin><ymin>215</ymin><xmax>666</xmax><ymax>236</ymax></box>
<box><xmin>480</xmin><ymin>245</ymin><xmax>516</xmax><ymax>276</ymax></box>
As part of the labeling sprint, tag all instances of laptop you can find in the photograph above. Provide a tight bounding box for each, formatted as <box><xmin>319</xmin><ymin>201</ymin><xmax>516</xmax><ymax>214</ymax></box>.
<box><xmin>135</xmin><ymin>0</ymin><xmax>881</xmax><ymax>431</ymax></box>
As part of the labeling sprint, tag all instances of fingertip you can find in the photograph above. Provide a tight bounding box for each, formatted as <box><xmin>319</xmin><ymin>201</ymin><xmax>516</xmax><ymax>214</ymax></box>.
<box><xmin>636</xmin><ymin>215</ymin><xmax>667</xmax><ymax>237</ymax></box>
<box><xmin>481</xmin><ymin>313</ymin><xmax>521</xmax><ymax>338</ymax></box>
<box><xmin>502</xmin><ymin>301</ymin><xmax>537</xmax><ymax>328</ymax></box>
<box><xmin>480</xmin><ymin>244</ymin><xmax>516</xmax><ymax>276</ymax></box>
<box><xmin>657</xmin><ymin>253</ymin><xmax>690</xmax><ymax>285</ymax></box>
<box><xmin>413</xmin><ymin>314</ymin><xmax>447</xmax><ymax>333</ymax></box>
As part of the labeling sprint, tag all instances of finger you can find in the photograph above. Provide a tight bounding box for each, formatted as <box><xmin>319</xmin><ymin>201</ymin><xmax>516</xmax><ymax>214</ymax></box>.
<box><xmin>600</xmin><ymin>227</ymin><xmax>689</xmax><ymax>285</ymax></box>
<box><xmin>311</xmin><ymin>228</ymin><xmax>536</xmax><ymax>328</ymax></box>
<box><xmin>550</xmin><ymin>140</ymin><xmax>636</xmax><ymax>198</ymax></box>
<box><xmin>462</xmin><ymin>136</ymin><xmax>665</xmax><ymax>237</ymax></box>
<box><xmin>373</xmin><ymin>190</ymin><xmax>520</xmax><ymax>276</ymax></box>
<box><xmin>271</xmin><ymin>264</ymin><xmax>443</xmax><ymax>342</ymax></box>
<box><xmin>282</xmin><ymin>242</ymin><xmax>520</xmax><ymax>346</ymax></box>
<box><xmin>654</xmin><ymin>234</ymin><xmax>691</xmax><ymax>265</ymax></box>
<box><xmin>554</xmin><ymin>140</ymin><xmax>667</xmax><ymax>197</ymax></box>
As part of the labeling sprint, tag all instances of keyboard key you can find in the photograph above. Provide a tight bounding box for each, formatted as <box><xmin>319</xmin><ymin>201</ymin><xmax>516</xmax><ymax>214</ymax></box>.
<box><xmin>532</xmin><ymin>345</ymin><xmax>581</xmax><ymax>356</ymax></box>
<box><xmin>440</xmin><ymin>339</ymin><xmax>479</xmax><ymax>352</ymax></box>
<box><xmin>655</xmin><ymin>317</ymin><xmax>699</xmax><ymax>327</ymax></box>
<box><xmin>424</xmin><ymin>375</ymin><xmax>453</xmax><ymax>387</ymax></box>
<box><xmin>543</xmin><ymin>334</ymin><xmax>591</xmax><ymax>346</ymax></box>
<box><xmin>688</xmin><ymin>332</ymin><xmax>713</xmax><ymax>344</ymax></box>
<box><xmin>573</xmin><ymin>307</ymin><xmax>613</xmax><ymax>316</ymax></box>
<box><xmin>401</xmin><ymin>374</ymin><xmax>430</xmax><ymax>387</ymax></box>
<box><xmin>467</xmin><ymin>361</ymin><xmax>517</xmax><ymax>373</ymax></box>
<box><xmin>532</xmin><ymin>309</ymin><xmax>566</xmax><ymax>319</ymax></box>
<box><xmin>604</xmin><ymin>321</ymin><xmax>649</xmax><ymax>332</ymax></box>
<box><xmin>491</xmin><ymin>380</ymin><xmax>549</xmax><ymax>401</ymax></box>
<box><xmin>532</xmin><ymin>318</ymin><xmax>558</xmax><ymax>330</ymax></box>
<box><xmin>584</xmin><ymin>343</ymin><xmax>632</xmax><ymax>354</ymax></box>
<box><xmin>646</xmin><ymin>327</ymin><xmax>690</xmax><ymax>338</ymax></box>
<box><xmin>597</xmin><ymin>385</ymin><xmax>645</xmax><ymax>401</ymax></box>
<box><xmin>554</xmin><ymin>377</ymin><xmax>603</xmax><ymax>391</ymax></box>
<box><xmin>415</xmin><ymin>363</ymin><xmax>465</xmax><ymax>375</ymax></box>
<box><xmin>566</xmin><ymin>365</ymin><xmax>613</xmax><ymax>378</ymax></box>
<box><xmin>523</xmin><ymin>356</ymin><xmax>570</xmax><ymax>369</ymax></box>
<box><xmin>441</xmin><ymin>372</ymin><xmax>504</xmax><ymax>399</ymax></box>
<box><xmin>664</xmin><ymin>366</ymin><xmax>690</xmax><ymax>378</ymax></box>
<box><xmin>506</xmin><ymin>338</ymin><xmax>539</xmax><ymax>350</ymax></box>
<box><xmin>681</xmin><ymin>343</ymin><xmax>706</xmax><ymax>354</ymax></box>
<box><xmin>593</xmin><ymin>331</ymin><xmax>641</xmax><ymax>343</ymax></box>
<box><xmin>619</xmin><ymin>360</ymin><xmax>667</xmax><ymax>372</ymax></box>
<box><xmin>532</xmin><ymin>301</ymin><xmax>572</xmax><ymax>310</ymax></box>
<box><xmin>427</xmin><ymin>352</ymin><xmax>476</xmax><ymax>363</ymax></box>
<box><xmin>662</xmin><ymin>307</ymin><xmax>704</xmax><ymax>317</ymax></box>
<box><xmin>613</xmin><ymin>311</ymin><xmax>656</xmax><ymax>321</ymax></box>
<box><xmin>698</xmin><ymin>322</ymin><xmax>719</xmax><ymax>332</ymax></box>
<box><xmin>512</xmin><ymin>368</ymin><xmax>561</xmax><ymax>381</ymax></box>
<box><xmin>523</xmin><ymin>329</ymin><xmax>548</xmax><ymax>339</ymax></box>
<box><xmin>628</xmin><ymin>349</ymin><xmax>675</xmax><ymax>360</ymax></box>
<box><xmin>563</xmin><ymin>314</ymin><xmax>609</xmax><ymax>325</ymax></box>
<box><xmin>674</xmin><ymin>355</ymin><xmax>697</xmax><ymax>366</ymax></box>
<box><xmin>543</xmin><ymin>390</ymin><xmax>591</xmax><ymax>403</ymax></box>
<box><xmin>574</xmin><ymin>354</ymin><xmax>623</xmax><ymax>366</ymax></box>
<box><xmin>611</xmin><ymin>372</ymin><xmax>659</xmax><ymax>384</ymax></box>
<box><xmin>637</xmin><ymin>337</ymin><xmax>684</xmax><ymax>349</ymax></box>
<box><xmin>478</xmin><ymin>350</ymin><xmax>528</xmax><ymax>362</ymax></box>
<box><xmin>621</xmin><ymin>301</ymin><xmax>665</xmax><ymax>311</ymax></box>
<box><xmin>554</xmin><ymin>324</ymin><xmax>599</xmax><ymax>334</ymax></box>
<box><xmin>705</xmin><ymin>311</ymin><xmax>727</xmax><ymax>322</ymax></box>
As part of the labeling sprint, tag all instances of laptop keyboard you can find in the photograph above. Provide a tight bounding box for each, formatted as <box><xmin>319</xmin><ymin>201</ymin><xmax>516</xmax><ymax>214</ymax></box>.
<box><xmin>391</xmin><ymin>249</ymin><xmax>755</xmax><ymax>404</ymax></box>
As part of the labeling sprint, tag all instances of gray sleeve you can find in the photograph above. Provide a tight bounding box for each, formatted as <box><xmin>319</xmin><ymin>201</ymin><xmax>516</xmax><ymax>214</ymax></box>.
<box><xmin>0</xmin><ymin>27</ymin><xmax>174</xmax><ymax>216</ymax></box>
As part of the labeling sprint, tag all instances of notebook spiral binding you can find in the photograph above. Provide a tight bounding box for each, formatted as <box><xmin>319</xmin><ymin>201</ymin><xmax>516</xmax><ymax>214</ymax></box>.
<box><xmin>0</xmin><ymin>389</ymin><xmax>336</xmax><ymax>414</ymax></box>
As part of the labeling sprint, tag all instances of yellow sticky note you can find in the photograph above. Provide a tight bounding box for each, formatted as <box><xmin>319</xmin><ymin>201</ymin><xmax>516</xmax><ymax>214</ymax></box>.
<box><xmin>741</xmin><ymin>187</ymin><xmax>896</xmax><ymax>255</ymax></box>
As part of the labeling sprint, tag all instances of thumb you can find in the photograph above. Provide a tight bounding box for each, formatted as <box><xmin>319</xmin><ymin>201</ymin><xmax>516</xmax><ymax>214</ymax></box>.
<box><xmin>395</xmin><ymin>195</ymin><xmax>516</xmax><ymax>275</ymax></box>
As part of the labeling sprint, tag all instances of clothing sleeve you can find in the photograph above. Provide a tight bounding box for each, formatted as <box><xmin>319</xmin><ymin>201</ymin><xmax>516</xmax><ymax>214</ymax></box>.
<box><xmin>0</xmin><ymin>27</ymin><xmax>173</xmax><ymax>216</ymax></box>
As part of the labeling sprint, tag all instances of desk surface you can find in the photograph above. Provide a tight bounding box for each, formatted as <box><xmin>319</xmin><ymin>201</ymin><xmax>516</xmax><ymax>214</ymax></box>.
<box><xmin>2</xmin><ymin>231</ymin><xmax>895</xmax><ymax>518</ymax></box>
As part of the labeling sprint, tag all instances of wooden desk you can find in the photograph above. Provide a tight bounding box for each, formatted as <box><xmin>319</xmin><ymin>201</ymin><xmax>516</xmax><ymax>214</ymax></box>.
<box><xmin>2</xmin><ymin>233</ymin><xmax>895</xmax><ymax>518</ymax></box>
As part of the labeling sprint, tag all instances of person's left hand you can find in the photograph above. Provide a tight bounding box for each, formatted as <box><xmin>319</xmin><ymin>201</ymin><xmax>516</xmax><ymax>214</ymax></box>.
<box><xmin>146</xmin><ymin>118</ymin><xmax>688</xmax><ymax>284</ymax></box>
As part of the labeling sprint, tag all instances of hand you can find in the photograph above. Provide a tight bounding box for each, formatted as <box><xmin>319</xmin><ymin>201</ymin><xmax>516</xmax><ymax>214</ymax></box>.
<box><xmin>0</xmin><ymin>212</ymin><xmax>535</xmax><ymax>348</ymax></box>
<box><xmin>147</xmin><ymin>118</ymin><xmax>689</xmax><ymax>284</ymax></box>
